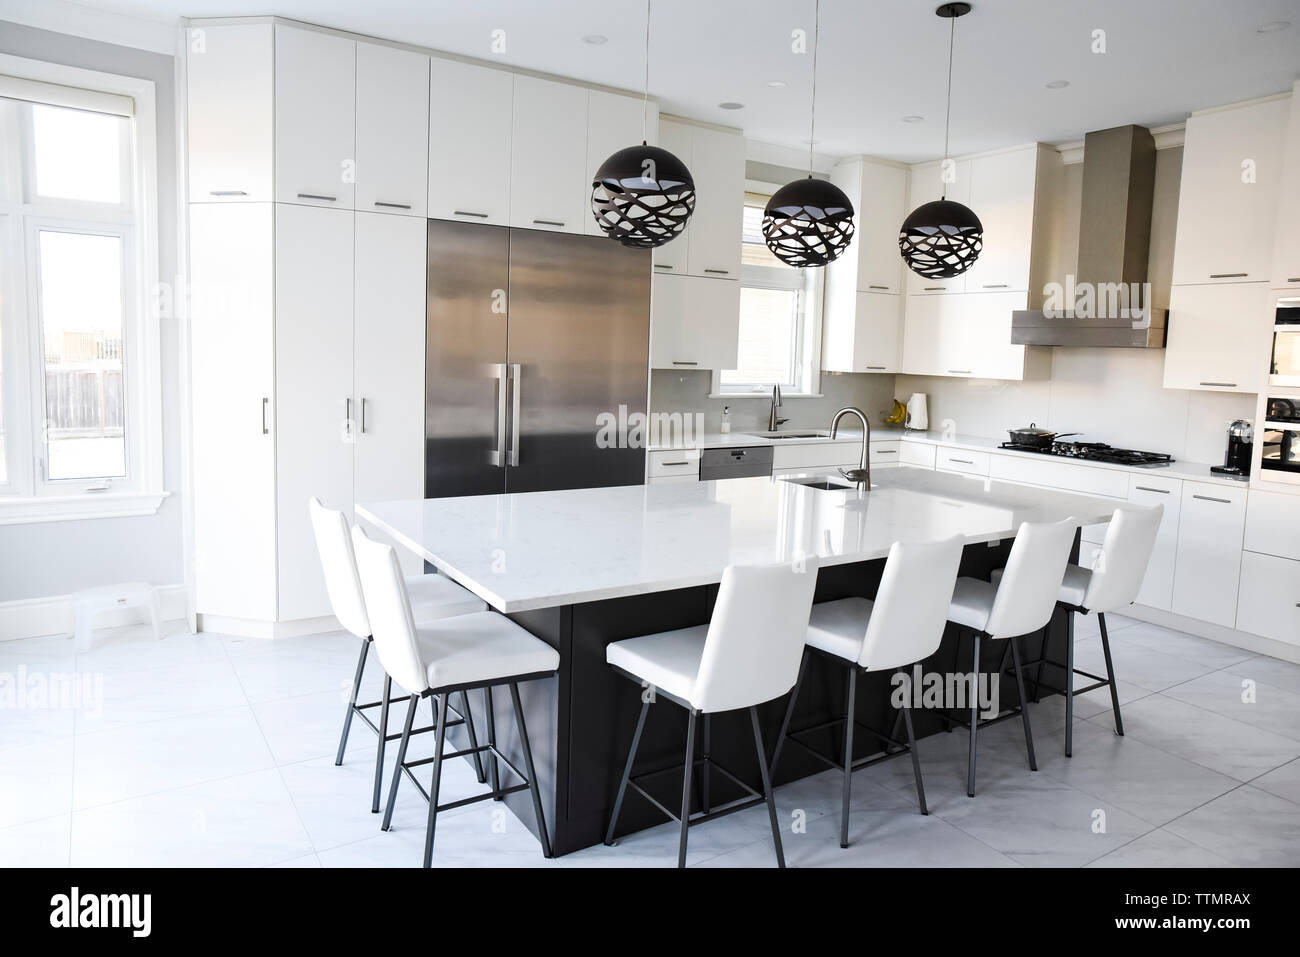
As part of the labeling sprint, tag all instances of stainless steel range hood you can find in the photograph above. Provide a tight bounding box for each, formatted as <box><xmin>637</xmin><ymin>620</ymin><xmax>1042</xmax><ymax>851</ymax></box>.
<box><xmin>1012</xmin><ymin>124</ymin><xmax>1167</xmax><ymax>348</ymax></box>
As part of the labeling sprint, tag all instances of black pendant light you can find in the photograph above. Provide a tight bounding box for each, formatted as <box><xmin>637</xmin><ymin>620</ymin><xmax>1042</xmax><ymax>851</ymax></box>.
<box><xmin>898</xmin><ymin>2</ymin><xmax>983</xmax><ymax>280</ymax></box>
<box><xmin>762</xmin><ymin>0</ymin><xmax>854</xmax><ymax>268</ymax></box>
<box><xmin>590</xmin><ymin>0</ymin><xmax>696</xmax><ymax>248</ymax></box>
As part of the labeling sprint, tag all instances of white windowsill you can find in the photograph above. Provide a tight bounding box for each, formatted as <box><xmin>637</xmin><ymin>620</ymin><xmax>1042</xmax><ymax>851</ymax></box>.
<box><xmin>0</xmin><ymin>490</ymin><xmax>170</xmax><ymax>525</ymax></box>
<box><xmin>708</xmin><ymin>393</ymin><xmax>825</xmax><ymax>399</ymax></box>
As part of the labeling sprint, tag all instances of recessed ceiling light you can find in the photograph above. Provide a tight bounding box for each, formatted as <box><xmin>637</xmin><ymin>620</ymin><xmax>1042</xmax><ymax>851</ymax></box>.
<box><xmin>1046</xmin><ymin>79</ymin><xmax>1070</xmax><ymax>89</ymax></box>
<box><xmin>1257</xmin><ymin>20</ymin><xmax>1291</xmax><ymax>33</ymax></box>
<box><xmin>581</xmin><ymin>34</ymin><xmax>608</xmax><ymax>44</ymax></box>
<box><xmin>902</xmin><ymin>115</ymin><xmax>924</xmax><ymax>123</ymax></box>
<box><xmin>718</xmin><ymin>102</ymin><xmax>745</xmax><ymax>110</ymax></box>
<box><xmin>766</xmin><ymin>80</ymin><xmax>787</xmax><ymax>88</ymax></box>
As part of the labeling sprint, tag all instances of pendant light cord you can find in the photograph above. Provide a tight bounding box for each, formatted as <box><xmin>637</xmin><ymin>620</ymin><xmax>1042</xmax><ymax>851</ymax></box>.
<box><xmin>807</xmin><ymin>0</ymin><xmax>820</xmax><ymax>177</ymax></box>
<box><xmin>941</xmin><ymin>12</ymin><xmax>955</xmax><ymax>199</ymax></box>
<box><xmin>642</xmin><ymin>0</ymin><xmax>651</xmax><ymax>145</ymax></box>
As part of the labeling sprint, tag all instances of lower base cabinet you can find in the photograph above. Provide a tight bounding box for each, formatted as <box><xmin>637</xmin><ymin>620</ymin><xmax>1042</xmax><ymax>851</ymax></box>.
<box><xmin>1235</xmin><ymin>551</ymin><xmax>1300</xmax><ymax>647</ymax></box>
<box><xmin>1127</xmin><ymin>474</ymin><xmax>1182</xmax><ymax>611</ymax></box>
<box><xmin>1171</xmin><ymin>481</ymin><xmax>1248</xmax><ymax>627</ymax></box>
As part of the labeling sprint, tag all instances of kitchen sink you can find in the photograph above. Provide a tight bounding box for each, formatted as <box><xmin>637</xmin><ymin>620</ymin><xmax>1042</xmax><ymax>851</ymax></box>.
<box><xmin>781</xmin><ymin>477</ymin><xmax>861</xmax><ymax>491</ymax></box>
<box><xmin>746</xmin><ymin>431</ymin><xmax>828</xmax><ymax>439</ymax></box>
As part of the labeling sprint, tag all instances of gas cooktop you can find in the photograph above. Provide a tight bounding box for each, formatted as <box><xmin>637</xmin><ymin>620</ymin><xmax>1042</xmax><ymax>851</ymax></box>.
<box><xmin>999</xmin><ymin>441</ymin><xmax>1174</xmax><ymax>467</ymax></box>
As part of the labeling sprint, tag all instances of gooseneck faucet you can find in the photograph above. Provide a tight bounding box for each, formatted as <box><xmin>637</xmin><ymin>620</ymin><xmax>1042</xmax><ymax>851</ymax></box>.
<box><xmin>829</xmin><ymin>407</ymin><xmax>871</xmax><ymax>489</ymax></box>
<box><xmin>767</xmin><ymin>384</ymin><xmax>788</xmax><ymax>431</ymax></box>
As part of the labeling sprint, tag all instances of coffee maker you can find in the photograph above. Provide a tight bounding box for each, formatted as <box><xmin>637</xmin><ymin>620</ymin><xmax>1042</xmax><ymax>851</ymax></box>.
<box><xmin>1210</xmin><ymin>419</ymin><xmax>1253</xmax><ymax>476</ymax></box>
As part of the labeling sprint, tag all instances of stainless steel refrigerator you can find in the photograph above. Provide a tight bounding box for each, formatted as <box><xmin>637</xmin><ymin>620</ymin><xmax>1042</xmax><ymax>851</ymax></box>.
<box><xmin>425</xmin><ymin>220</ymin><xmax>650</xmax><ymax>497</ymax></box>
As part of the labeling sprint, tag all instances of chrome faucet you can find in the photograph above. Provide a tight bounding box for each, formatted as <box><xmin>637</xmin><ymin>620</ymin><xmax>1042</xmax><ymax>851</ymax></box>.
<box><xmin>767</xmin><ymin>384</ymin><xmax>788</xmax><ymax>431</ymax></box>
<box><xmin>830</xmin><ymin>406</ymin><xmax>871</xmax><ymax>489</ymax></box>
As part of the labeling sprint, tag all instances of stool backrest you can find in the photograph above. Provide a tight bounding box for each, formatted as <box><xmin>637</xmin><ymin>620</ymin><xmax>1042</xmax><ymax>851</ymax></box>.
<box><xmin>1084</xmin><ymin>504</ymin><xmax>1164</xmax><ymax>613</ymax></box>
<box><xmin>308</xmin><ymin>497</ymin><xmax>370</xmax><ymax>639</ymax></box>
<box><xmin>350</xmin><ymin>526</ymin><xmax>429</xmax><ymax>695</ymax></box>
<box><xmin>692</xmin><ymin>556</ymin><xmax>819</xmax><ymax>714</ymax></box>
<box><xmin>985</xmin><ymin>517</ymin><xmax>1078</xmax><ymax>640</ymax></box>
<box><xmin>860</xmin><ymin>535</ymin><xmax>965</xmax><ymax>671</ymax></box>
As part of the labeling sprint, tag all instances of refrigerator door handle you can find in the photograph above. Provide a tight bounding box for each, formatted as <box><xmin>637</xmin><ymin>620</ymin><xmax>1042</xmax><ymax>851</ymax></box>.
<box><xmin>508</xmin><ymin>363</ymin><xmax>522</xmax><ymax>466</ymax></box>
<box><xmin>490</xmin><ymin>363</ymin><xmax>507</xmax><ymax>467</ymax></box>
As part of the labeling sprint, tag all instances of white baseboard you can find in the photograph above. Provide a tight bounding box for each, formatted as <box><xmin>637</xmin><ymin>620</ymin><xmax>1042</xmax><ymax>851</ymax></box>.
<box><xmin>195</xmin><ymin>613</ymin><xmax>341</xmax><ymax>640</ymax></box>
<box><xmin>1123</xmin><ymin>604</ymin><xmax>1300</xmax><ymax>665</ymax></box>
<box><xmin>0</xmin><ymin>584</ymin><xmax>188</xmax><ymax>642</ymax></box>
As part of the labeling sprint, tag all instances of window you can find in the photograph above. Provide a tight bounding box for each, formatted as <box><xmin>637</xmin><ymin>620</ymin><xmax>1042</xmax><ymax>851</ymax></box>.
<box><xmin>715</xmin><ymin>190</ymin><xmax>823</xmax><ymax>396</ymax></box>
<box><xmin>0</xmin><ymin>57</ymin><xmax>163</xmax><ymax>521</ymax></box>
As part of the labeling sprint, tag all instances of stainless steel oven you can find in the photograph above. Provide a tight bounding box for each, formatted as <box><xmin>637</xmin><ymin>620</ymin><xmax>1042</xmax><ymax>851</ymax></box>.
<box><xmin>1260</xmin><ymin>396</ymin><xmax>1300</xmax><ymax>484</ymax></box>
<box><xmin>1269</xmin><ymin>297</ymin><xmax>1300</xmax><ymax>387</ymax></box>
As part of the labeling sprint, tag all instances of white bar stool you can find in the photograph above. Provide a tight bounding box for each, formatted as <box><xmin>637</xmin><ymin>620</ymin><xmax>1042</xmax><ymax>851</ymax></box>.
<box><xmin>71</xmin><ymin>582</ymin><xmax>163</xmax><ymax>652</ymax></box>
<box><xmin>999</xmin><ymin>504</ymin><xmax>1163</xmax><ymax>756</ymax></box>
<box><xmin>603</xmin><ymin>558</ymin><xmax>819</xmax><ymax>868</ymax></box>
<box><xmin>308</xmin><ymin>498</ymin><xmax>487</xmax><ymax>813</ymax></box>
<box><xmin>769</xmin><ymin>535</ymin><xmax>965</xmax><ymax>848</ymax></box>
<box><xmin>350</xmin><ymin>526</ymin><xmax>560</xmax><ymax>868</ymax></box>
<box><xmin>946</xmin><ymin>517</ymin><xmax>1077</xmax><ymax>797</ymax></box>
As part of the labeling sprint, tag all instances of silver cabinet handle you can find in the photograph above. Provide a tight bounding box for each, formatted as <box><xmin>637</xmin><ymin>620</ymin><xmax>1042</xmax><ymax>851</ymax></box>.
<box><xmin>360</xmin><ymin>397</ymin><xmax>368</xmax><ymax>434</ymax></box>
<box><xmin>454</xmin><ymin>210</ymin><xmax>489</xmax><ymax>218</ymax></box>
<box><xmin>866</xmin><ymin>365</ymin><xmax>887</xmax><ymax>370</ymax></box>
<box><xmin>983</xmin><ymin>283</ymin><xmax>1008</xmax><ymax>289</ymax></box>
<box><xmin>508</xmin><ymin>363</ymin><xmax>522</xmax><ymax>467</ymax></box>
<box><xmin>654</xmin><ymin>264</ymin><xmax>674</xmax><ymax>269</ymax></box>
<box><xmin>374</xmin><ymin>201</ymin><xmax>412</xmax><ymax>210</ymax></box>
<box><xmin>490</xmin><ymin>364</ymin><xmax>507</xmax><ymax>467</ymax></box>
<box><xmin>948</xmin><ymin>458</ymin><xmax>975</xmax><ymax>464</ymax></box>
<box><xmin>672</xmin><ymin>360</ymin><xmax>698</xmax><ymax>366</ymax></box>
<box><xmin>1209</xmin><ymin>272</ymin><xmax>1247</xmax><ymax>279</ymax></box>
<box><xmin>925</xmin><ymin>286</ymin><xmax>947</xmax><ymax>291</ymax></box>
<box><xmin>868</xmin><ymin>284</ymin><xmax>889</xmax><ymax>290</ymax></box>
<box><xmin>262</xmin><ymin>397</ymin><xmax>269</xmax><ymax>435</ymax></box>
<box><xmin>210</xmin><ymin>189</ymin><xmax>247</xmax><ymax>196</ymax></box>
<box><xmin>1199</xmin><ymin>381</ymin><xmax>1237</xmax><ymax>388</ymax></box>
<box><xmin>345</xmin><ymin>397</ymin><xmax>352</xmax><ymax>435</ymax></box>
<box><xmin>875</xmin><ymin>449</ymin><xmax>898</xmax><ymax>455</ymax></box>
<box><xmin>1288</xmin><ymin>278</ymin><xmax>1300</xmax><ymax>283</ymax></box>
<box><xmin>1192</xmin><ymin>494</ymin><xmax>1232</xmax><ymax>504</ymax></box>
<box><xmin>1134</xmin><ymin>486</ymin><xmax>1170</xmax><ymax>494</ymax></box>
<box><xmin>704</xmin><ymin>268</ymin><xmax>730</xmax><ymax>275</ymax></box>
<box><xmin>532</xmin><ymin>218</ymin><xmax>565</xmax><ymax>227</ymax></box>
<box><xmin>661</xmin><ymin>460</ymin><xmax>690</xmax><ymax>467</ymax></box>
<box><xmin>948</xmin><ymin>369</ymin><xmax>972</xmax><ymax>374</ymax></box>
<box><xmin>297</xmin><ymin>193</ymin><xmax>337</xmax><ymax>202</ymax></box>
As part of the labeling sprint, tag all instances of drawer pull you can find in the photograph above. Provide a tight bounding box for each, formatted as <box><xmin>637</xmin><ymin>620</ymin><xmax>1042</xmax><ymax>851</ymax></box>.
<box><xmin>209</xmin><ymin>189</ymin><xmax>247</xmax><ymax>196</ymax></box>
<box><xmin>1192</xmin><ymin>494</ymin><xmax>1232</xmax><ymax>504</ymax></box>
<box><xmin>875</xmin><ymin>449</ymin><xmax>897</xmax><ymax>455</ymax></box>
<box><xmin>948</xmin><ymin>369</ymin><xmax>972</xmax><ymax>375</ymax></box>
<box><xmin>654</xmin><ymin>264</ymin><xmax>674</xmax><ymax>269</ymax></box>
<box><xmin>671</xmin><ymin>360</ymin><xmax>698</xmax><ymax>366</ymax></box>
<box><xmin>453</xmin><ymin>210</ymin><xmax>490</xmax><ymax>218</ymax></box>
<box><xmin>374</xmin><ymin>201</ymin><xmax>412</xmax><ymax>210</ymax></box>
<box><xmin>1134</xmin><ymin>486</ymin><xmax>1170</xmax><ymax>494</ymax></box>
<box><xmin>948</xmin><ymin>458</ymin><xmax>974</xmax><ymax>465</ymax></box>
<box><xmin>703</xmin><ymin>268</ymin><xmax>731</xmax><ymax>275</ymax></box>
<box><xmin>661</xmin><ymin>461</ymin><xmax>690</xmax><ymax>467</ymax></box>
<box><xmin>1209</xmin><ymin>272</ymin><xmax>1247</xmax><ymax>279</ymax></box>
<box><xmin>982</xmin><ymin>283</ymin><xmax>1008</xmax><ymax>289</ymax></box>
<box><xmin>866</xmin><ymin>365</ymin><xmax>887</xmax><ymax>370</ymax></box>
<box><xmin>868</xmin><ymin>284</ymin><xmax>889</xmax><ymax>290</ymax></box>
<box><xmin>1199</xmin><ymin>381</ymin><xmax>1237</xmax><ymax>388</ymax></box>
<box><xmin>297</xmin><ymin>193</ymin><xmax>337</xmax><ymax>202</ymax></box>
<box><xmin>533</xmin><ymin>218</ymin><xmax>565</xmax><ymax>227</ymax></box>
<box><xmin>1288</xmin><ymin>278</ymin><xmax>1300</xmax><ymax>283</ymax></box>
<box><xmin>924</xmin><ymin>286</ymin><xmax>947</xmax><ymax>291</ymax></box>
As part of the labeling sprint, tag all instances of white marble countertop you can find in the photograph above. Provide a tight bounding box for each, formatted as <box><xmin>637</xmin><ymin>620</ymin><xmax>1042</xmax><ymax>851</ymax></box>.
<box><xmin>357</xmin><ymin>468</ymin><xmax>1121</xmax><ymax>613</ymax></box>
<box><xmin>649</xmin><ymin>429</ymin><xmax>869</xmax><ymax>451</ymax></box>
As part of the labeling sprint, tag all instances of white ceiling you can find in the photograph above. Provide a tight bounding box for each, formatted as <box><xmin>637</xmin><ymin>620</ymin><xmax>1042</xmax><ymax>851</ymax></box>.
<box><xmin>52</xmin><ymin>0</ymin><xmax>1300</xmax><ymax>163</ymax></box>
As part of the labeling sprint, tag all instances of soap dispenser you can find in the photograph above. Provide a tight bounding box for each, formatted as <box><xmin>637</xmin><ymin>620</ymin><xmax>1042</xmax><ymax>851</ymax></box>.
<box><xmin>720</xmin><ymin>405</ymin><xmax>731</xmax><ymax>434</ymax></box>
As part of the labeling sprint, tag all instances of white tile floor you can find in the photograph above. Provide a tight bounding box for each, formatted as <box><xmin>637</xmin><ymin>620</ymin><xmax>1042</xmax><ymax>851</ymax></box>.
<box><xmin>1</xmin><ymin>612</ymin><xmax>1298</xmax><ymax>868</ymax></box>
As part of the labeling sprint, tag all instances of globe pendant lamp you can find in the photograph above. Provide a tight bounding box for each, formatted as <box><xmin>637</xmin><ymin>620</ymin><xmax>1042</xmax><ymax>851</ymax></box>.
<box><xmin>762</xmin><ymin>0</ymin><xmax>855</xmax><ymax>268</ymax></box>
<box><xmin>898</xmin><ymin>3</ymin><xmax>983</xmax><ymax>280</ymax></box>
<box><xmin>590</xmin><ymin>0</ymin><xmax>696</xmax><ymax>248</ymax></box>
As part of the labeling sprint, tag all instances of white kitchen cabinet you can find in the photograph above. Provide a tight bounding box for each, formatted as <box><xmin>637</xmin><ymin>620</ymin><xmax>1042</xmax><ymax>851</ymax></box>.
<box><xmin>899</xmin><ymin>442</ymin><xmax>936</xmax><ymax>470</ymax></box>
<box><xmin>1272</xmin><ymin>84</ymin><xmax>1300</xmax><ymax>287</ymax></box>
<box><xmin>827</xmin><ymin>158</ymin><xmax>908</xmax><ymax>295</ymax></box>
<box><xmin>585</xmin><ymin>90</ymin><xmax>659</xmax><ymax>237</ymax></box>
<box><xmin>1171</xmin><ymin>480</ymin><xmax>1248</xmax><ymax>627</ymax></box>
<box><xmin>1244</xmin><ymin>489</ymin><xmax>1300</xmax><ymax>561</ymax></box>
<box><xmin>354</xmin><ymin>212</ymin><xmax>427</xmax><ymax>575</ymax></box>
<box><xmin>1163</xmin><ymin>281</ymin><xmax>1272</xmax><ymax>392</ymax></box>
<box><xmin>275</xmin><ymin>25</ymin><xmax>356</xmax><ymax>209</ymax></box>
<box><xmin>822</xmin><ymin>290</ymin><xmax>902</xmax><ymax>373</ymax></box>
<box><xmin>427</xmin><ymin>58</ymin><xmax>514</xmax><ymax>225</ymax></box>
<box><xmin>1127</xmin><ymin>474</ymin><xmax>1182</xmax><ymax>611</ymax></box>
<box><xmin>186</xmin><ymin>22</ymin><xmax>274</xmax><ymax>202</ymax></box>
<box><xmin>649</xmin><ymin>274</ymin><xmax>740</xmax><ymax>371</ymax></box>
<box><xmin>685</xmin><ymin>124</ymin><xmax>745</xmax><ymax>279</ymax></box>
<box><xmin>936</xmin><ymin>446</ymin><xmax>990</xmax><ymax>476</ymax></box>
<box><xmin>900</xmin><ymin>290</ymin><xmax>1044</xmax><ymax>380</ymax></box>
<box><xmin>1235</xmin><ymin>552</ymin><xmax>1300</xmax><ymax>647</ymax></box>
<box><xmin>355</xmin><ymin>42</ymin><xmax>429</xmax><ymax>217</ymax></box>
<box><xmin>989</xmin><ymin>453</ymin><xmax>1130</xmax><ymax>499</ymax></box>
<box><xmin>960</xmin><ymin>146</ymin><xmax>1040</xmax><ymax>294</ymax></box>
<box><xmin>905</xmin><ymin>158</ymin><xmax>971</xmax><ymax>295</ymax></box>
<box><xmin>510</xmin><ymin>75</ymin><xmax>588</xmax><ymax>233</ymax></box>
<box><xmin>648</xmin><ymin>449</ymin><xmax>701</xmax><ymax>479</ymax></box>
<box><xmin>1171</xmin><ymin>96</ymin><xmax>1290</xmax><ymax>286</ymax></box>
<box><xmin>771</xmin><ymin>443</ymin><xmax>860</xmax><ymax>472</ymax></box>
<box><xmin>651</xmin><ymin>118</ymin><xmax>693</xmax><ymax>275</ymax></box>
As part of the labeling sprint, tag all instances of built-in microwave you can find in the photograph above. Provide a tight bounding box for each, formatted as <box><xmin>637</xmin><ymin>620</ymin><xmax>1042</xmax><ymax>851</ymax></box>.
<box><xmin>1260</xmin><ymin>396</ymin><xmax>1300</xmax><ymax>484</ymax></box>
<box><xmin>1269</xmin><ymin>297</ymin><xmax>1300</xmax><ymax>387</ymax></box>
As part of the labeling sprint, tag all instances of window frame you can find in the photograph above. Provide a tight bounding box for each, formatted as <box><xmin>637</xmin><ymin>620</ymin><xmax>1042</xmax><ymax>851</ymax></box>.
<box><xmin>0</xmin><ymin>54</ymin><xmax>165</xmax><ymax>523</ymax></box>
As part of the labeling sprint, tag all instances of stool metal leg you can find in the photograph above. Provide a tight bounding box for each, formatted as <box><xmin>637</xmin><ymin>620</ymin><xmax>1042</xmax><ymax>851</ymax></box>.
<box><xmin>336</xmin><ymin>637</ymin><xmax>370</xmax><ymax>766</ymax></box>
<box><xmin>769</xmin><ymin>648</ymin><xmax>808</xmax><ymax>777</ymax></box>
<box><xmin>1032</xmin><ymin>624</ymin><xmax>1049</xmax><ymax>703</ymax></box>
<box><xmin>604</xmin><ymin>697</ymin><xmax>650</xmax><ymax>846</ymax></box>
<box><xmin>1098</xmin><ymin>613</ymin><xmax>1125</xmax><ymax>737</ymax></box>
<box><xmin>750</xmin><ymin>706</ymin><xmax>785</xmax><ymax>868</ymax></box>
<box><xmin>678</xmin><ymin>710</ymin><xmax>698</xmax><ymax>868</ymax></box>
<box><xmin>902</xmin><ymin>699</ymin><xmax>927</xmax><ymax>815</ymax></box>
<box><xmin>840</xmin><ymin>665</ymin><xmax>857</xmax><ymax>848</ymax></box>
<box><xmin>510</xmin><ymin>682</ymin><xmax>552</xmax><ymax>859</ymax></box>
<box><xmin>484</xmin><ymin>685</ymin><xmax>502</xmax><ymax>800</ymax></box>
<box><xmin>458</xmin><ymin>690</ymin><xmax>487</xmax><ymax>784</ymax></box>
<box><xmin>382</xmin><ymin>693</ymin><xmax>419</xmax><ymax>831</ymax></box>
<box><xmin>422</xmin><ymin>691</ymin><xmax>450</xmax><ymax>869</ymax></box>
<box><xmin>967</xmin><ymin>632</ymin><xmax>980</xmax><ymax>798</ymax></box>
<box><xmin>1010</xmin><ymin>635</ymin><xmax>1037</xmax><ymax>771</ymax></box>
<box><xmin>372</xmin><ymin>674</ymin><xmax>392</xmax><ymax>813</ymax></box>
<box><xmin>1065</xmin><ymin>613</ymin><xmax>1075</xmax><ymax>757</ymax></box>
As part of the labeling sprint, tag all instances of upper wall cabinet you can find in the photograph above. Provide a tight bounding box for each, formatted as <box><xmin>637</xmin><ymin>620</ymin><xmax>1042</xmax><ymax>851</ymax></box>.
<box><xmin>510</xmin><ymin>76</ymin><xmax>589</xmax><ymax>234</ymax></box>
<box><xmin>585</xmin><ymin>91</ymin><xmax>659</xmax><ymax>237</ymax></box>
<box><xmin>427</xmin><ymin>58</ymin><xmax>514</xmax><ymax>225</ymax></box>
<box><xmin>904</xmin><ymin>158</ymin><xmax>971</xmax><ymax>295</ymax></box>
<box><xmin>650</xmin><ymin>274</ymin><xmax>740</xmax><ymax>371</ymax></box>
<box><xmin>275</xmin><ymin>25</ymin><xmax>356</xmax><ymax>209</ymax></box>
<box><xmin>1163</xmin><ymin>281</ymin><xmax>1272</xmax><ymax>392</ymax></box>
<box><xmin>187</xmin><ymin>23</ymin><xmax>274</xmax><ymax>202</ymax></box>
<box><xmin>651</xmin><ymin>119</ymin><xmax>745</xmax><ymax>279</ymax></box>
<box><xmin>900</xmin><ymin>290</ymin><xmax>1048</xmax><ymax>381</ymax></box>
<box><xmin>355</xmin><ymin>42</ymin><xmax>429</xmax><ymax>217</ymax></box>
<box><xmin>1272</xmin><ymin>83</ymin><xmax>1300</xmax><ymax>288</ymax></box>
<box><xmin>651</xmin><ymin>119</ymin><xmax>694</xmax><ymax>275</ymax></box>
<box><xmin>1171</xmin><ymin>96</ymin><xmax>1290</xmax><ymax>285</ymax></box>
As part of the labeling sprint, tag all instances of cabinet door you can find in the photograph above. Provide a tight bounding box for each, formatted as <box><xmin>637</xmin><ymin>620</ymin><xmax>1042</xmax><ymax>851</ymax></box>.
<box><xmin>856</xmin><ymin>161</ymin><xmax>908</xmax><ymax>293</ymax></box>
<box><xmin>275</xmin><ymin>25</ymin><xmax>356</xmax><ymax>209</ymax></box>
<box><xmin>354</xmin><ymin>213</ymin><xmax>426</xmax><ymax>574</ymax></box>
<box><xmin>902</xmin><ymin>291</ymin><xmax>1030</xmax><ymax>379</ymax></box>
<box><xmin>1272</xmin><ymin>84</ymin><xmax>1300</xmax><ymax>288</ymax></box>
<box><xmin>650</xmin><ymin>274</ymin><xmax>739</xmax><ymax>370</ymax></box>
<box><xmin>905</xmin><ymin>158</ymin><xmax>972</xmax><ymax>295</ymax></box>
<box><xmin>686</xmin><ymin>125</ymin><xmax>744</xmax><ymax>278</ymax></box>
<box><xmin>961</xmin><ymin>147</ymin><xmax>1037</xmax><ymax>293</ymax></box>
<box><xmin>1235</xmin><ymin>552</ymin><xmax>1300</xmax><ymax>647</ymax></box>
<box><xmin>1171</xmin><ymin>97</ymin><xmax>1289</xmax><ymax>285</ymax></box>
<box><xmin>651</xmin><ymin>118</ymin><xmax>693</xmax><ymax>274</ymax></box>
<box><xmin>585</xmin><ymin>90</ymin><xmax>659</xmax><ymax>237</ymax></box>
<box><xmin>428</xmin><ymin>58</ymin><xmax>513</xmax><ymax>225</ymax></box>
<box><xmin>355</xmin><ymin>42</ymin><xmax>428</xmax><ymax>217</ymax></box>
<box><xmin>1163</xmin><ymin>281</ymin><xmax>1271</xmax><ymax>392</ymax></box>
<box><xmin>900</xmin><ymin>294</ymin><xmax>946</xmax><ymax>375</ymax></box>
<box><xmin>1171</xmin><ymin>481</ymin><xmax>1247</xmax><ymax>627</ymax></box>
<box><xmin>187</xmin><ymin>23</ymin><xmax>273</xmax><ymax>202</ymax></box>
<box><xmin>510</xmin><ymin>76</ymin><xmax>588</xmax><ymax>233</ymax></box>
<box><xmin>275</xmin><ymin>204</ymin><xmax>356</xmax><ymax>620</ymax></box>
<box><xmin>189</xmin><ymin>203</ymin><xmax>277</xmax><ymax>620</ymax></box>
<box><xmin>852</xmin><ymin>291</ymin><xmax>902</xmax><ymax>373</ymax></box>
<box><xmin>1127</xmin><ymin>474</ymin><xmax>1182</xmax><ymax>611</ymax></box>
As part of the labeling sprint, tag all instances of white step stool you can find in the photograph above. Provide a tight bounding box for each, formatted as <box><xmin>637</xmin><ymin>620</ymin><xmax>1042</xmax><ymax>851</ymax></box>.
<box><xmin>71</xmin><ymin>582</ymin><xmax>163</xmax><ymax>652</ymax></box>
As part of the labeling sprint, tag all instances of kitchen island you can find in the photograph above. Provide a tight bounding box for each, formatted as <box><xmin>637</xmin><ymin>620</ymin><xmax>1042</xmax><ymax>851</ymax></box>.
<box><xmin>358</xmin><ymin>468</ymin><xmax>1121</xmax><ymax>855</ymax></box>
